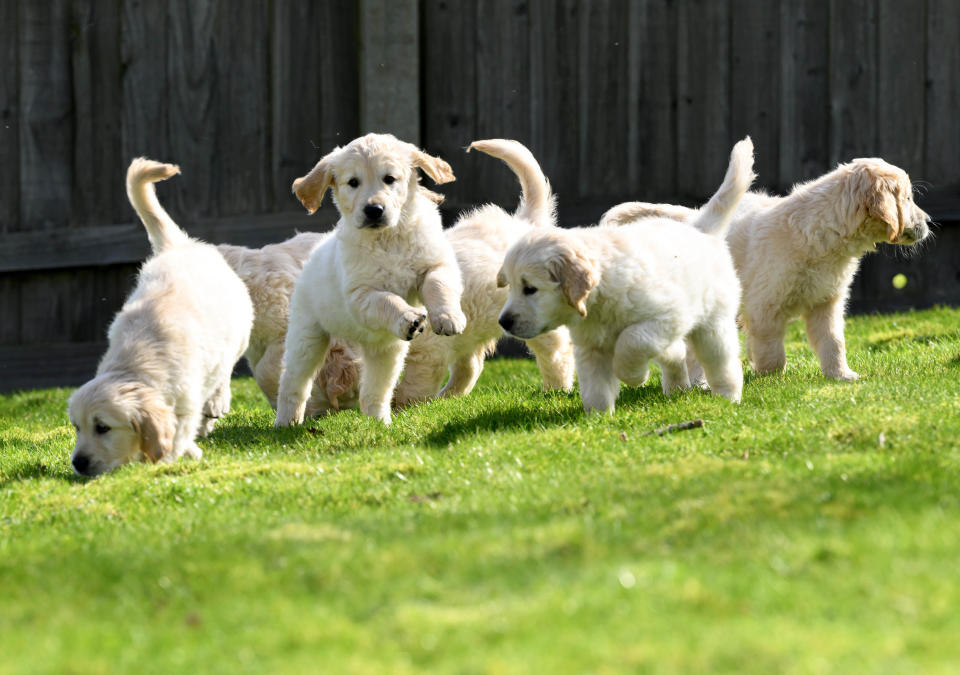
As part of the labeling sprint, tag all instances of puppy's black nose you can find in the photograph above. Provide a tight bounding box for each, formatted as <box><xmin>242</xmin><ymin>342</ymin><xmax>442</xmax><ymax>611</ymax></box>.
<box><xmin>499</xmin><ymin>314</ymin><xmax>515</xmax><ymax>332</ymax></box>
<box><xmin>363</xmin><ymin>203</ymin><xmax>384</xmax><ymax>221</ymax></box>
<box><xmin>72</xmin><ymin>454</ymin><xmax>91</xmax><ymax>475</ymax></box>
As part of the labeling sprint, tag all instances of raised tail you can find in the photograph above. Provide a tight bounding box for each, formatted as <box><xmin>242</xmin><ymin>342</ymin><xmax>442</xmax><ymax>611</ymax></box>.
<box><xmin>467</xmin><ymin>139</ymin><xmax>556</xmax><ymax>227</ymax></box>
<box><xmin>125</xmin><ymin>157</ymin><xmax>188</xmax><ymax>253</ymax></box>
<box><xmin>690</xmin><ymin>137</ymin><xmax>755</xmax><ymax>237</ymax></box>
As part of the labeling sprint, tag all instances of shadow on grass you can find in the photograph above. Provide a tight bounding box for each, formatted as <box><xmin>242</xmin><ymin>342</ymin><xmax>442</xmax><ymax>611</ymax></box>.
<box><xmin>0</xmin><ymin>459</ymin><xmax>85</xmax><ymax>487</ymax></box>
<box><xmin>948</xmin><ymin>353</ymin><xmax>960</xmax><ymax>369</ymax></box>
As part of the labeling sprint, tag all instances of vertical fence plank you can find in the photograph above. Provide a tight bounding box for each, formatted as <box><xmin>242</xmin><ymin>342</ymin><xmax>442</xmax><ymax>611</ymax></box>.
<box><xmin>529</xmin><ymin>0</ymin><xmax>580</xmax><ymax>203</ymax></box>
<box><xmin>876</xmin><ymin>0</ymin><xmax>925</xmax><ymax>174</ymax></box>
<box><xmin>634</xmin><ymin>0</ymin><xmax>677</xmax><ymax>202</ymax></box>
<box><xmin>121</xmin><ymin>0</ymin><xmax>170</xmax><ymax>175</ymax></box>
<box><xmin>217</xmin><ymin>0</ymin><xmax>271</xmax><ymax>216</ymax></box>
<box><xmin>167</xmin><ymin>0</ymin><xmax>218</xmax><ymax>219</ymax></box>
<box><xmin>676</xmin><ymin>0</ymin><xmax>731</xmax><ymax>201</ymax></box>
<box><xmin>19</xmin><ymin>270</ymin><xmax>97</xmax><ymax>344</ymax></box>
<box><xmin>422</xmin><ymin>0</ymin><xmax>478</xmax><ymax>212</ymax></box>
<box><xmin>0</xmin><ymin>275</ymin><xmax>21</xmax><ymax>345</ymax></box>
<box><xmin>779</xmin><ymin>0</ymin><xmax>829</xmax><ymax>189</ymax></box>
<box><xmin>577</xmin><ymin>0</ymin><xmax>632</xmax><ymax>201</ymax></box>
<box><xmin>19</xmin><ymin>0</ymin><xmax>73</xmax><ymax>231</ymax></box>
<box><xmin>72</xmin><ymin>0</ymin><xmax>125</xmax><ymax>227</ymax></box>
<box><xmin>0</xmin><ymin>0</ymin><xmax>19</xmax><ymax>233</ymax></box>
<box><xmin>475</xmin><ymin>0</ymin><xmax>532</xmax><ymax>209</ymax></box>
<box><xmin>926</xmin><ymin>0</ymin><xmax>960</xmax><ymax>189</ymax></box>
<box><xmin>272</xmin><ymin>0</ymin><xmax>359</xmax><ymax>214</ymax></box>
<box><xmin>829</xmin><ymin>0</ymin><xmax>879</xmax><ymax>165</ymax></box>
<box><xmin>731</xmin><ymin>0</ymin><xmax>781</xmax><ymax>190</ymax></box>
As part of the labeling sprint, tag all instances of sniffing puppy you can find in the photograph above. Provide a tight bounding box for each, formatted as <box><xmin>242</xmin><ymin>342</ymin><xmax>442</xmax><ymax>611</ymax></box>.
<box><xmin>275</xmin><ymin>133</ymin><xmax>465</xmax><ymax>426</ymax></box>
<box><xmin>498</xmin><ymin>138</ymin><xmax>754</xmax><ymax>413</ymax></box>
<box><xmin>394</xmin><ymin>139</ymin><xmax>574</xmax><ymax>406</ymax></box>
<box><xmin>600</xmin><ymin>158</ymin><xmax>931</xmax><ymax>380</ymax></box>
<box><xmin>68</xmin><ymin>159</ymin><xmax>252</xmax><ymax>476</ymax></box>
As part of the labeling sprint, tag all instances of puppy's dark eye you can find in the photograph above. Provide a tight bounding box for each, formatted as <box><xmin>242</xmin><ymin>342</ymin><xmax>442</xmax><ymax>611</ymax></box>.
<box><xmin>383</xmin><ymin>175</ymin><xmax>396</xmax><ymax>185</ymax></box>
<box><xmin>347</xmin><ymin>178</ymin><xmax>360</xmax><ymax>188</ymax></box>
<box><xmin>94</xmin><ymin>422</ymin><xmax>110</xmax><ymax>435</ymax></box>
<box><xmin>523</xmin><ymin>285</ymin><xmax>538</xmax><ymax>296</ymax></box>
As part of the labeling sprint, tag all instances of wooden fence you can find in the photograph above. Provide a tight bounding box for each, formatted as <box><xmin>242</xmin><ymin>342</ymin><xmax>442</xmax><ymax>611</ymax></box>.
<box><xmin>1</xmin><ymin>0</ymin><xmax>959</xmax><ymax>391</ymax></box>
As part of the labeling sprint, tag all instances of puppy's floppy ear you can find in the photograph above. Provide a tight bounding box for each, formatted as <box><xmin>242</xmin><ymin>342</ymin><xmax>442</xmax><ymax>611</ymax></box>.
<box><xmin>292</xmin><ymin>149</ymin><xmax>339</xmax><ymax>214</ymax></box>
<box><xmin>858</xmin><ymin>164</ymin><xmax>906</xmax><ymax>243</ymax></box>
<box><xmin>496</xmin><ymin>265</ymin><xmax>508</xmax><ymax>288</ymax></box>
<box><xmin>410</xmin><ymin>147</ymin><xmax>456</xmax><ymax>185</ymax></box>
<box><xmin>547</xmin><ymin>246</ymin><xmax>598</xmax><ymax>318</ymax></box>
<box><xmin>130</xmin><ymin>385</ymin><xmax>175</xmax><ymax>463</ymax></box>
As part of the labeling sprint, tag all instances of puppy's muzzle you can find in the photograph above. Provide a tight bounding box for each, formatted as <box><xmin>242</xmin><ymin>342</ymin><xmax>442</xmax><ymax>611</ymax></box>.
<box><xmin>72</xmin><ymin>453</ymin><xmax>93</xmax><ymax>476</ymax></box>
<box><xmin>900</xmin><ymin>217</ymin><xmax>931</xmax><ymax>245</ymax></box>
<box><xmin>498</xmin><ymin>313</ymin><xmax>516</xmax><ymax>334</ymax></box>
<box><xmin>362</xmin><ymin>203</ymin><xmax>385</xmax><ymax>227</ymax></box>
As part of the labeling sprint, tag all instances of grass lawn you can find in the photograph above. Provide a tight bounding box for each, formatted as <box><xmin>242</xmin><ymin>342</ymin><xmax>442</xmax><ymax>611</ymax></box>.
<box><xmin>2</xmin><ymin>307</ymin><xmax>959</xmax><ymax>673</ymax></box>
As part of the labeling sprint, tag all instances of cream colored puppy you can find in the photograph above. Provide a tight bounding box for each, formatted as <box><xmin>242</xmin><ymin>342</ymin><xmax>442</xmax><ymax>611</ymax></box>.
<box><xmin>498</xmin><ymin>138</ymin><xmax>754</xmax><ymax>413</ymax></box>
<box><xmin>600</xmin><ymin>158</ymin><xmax>931</xmax><ymax>380</ymax></box>
<box><xmin>68</xmin><ymin>159</ymin><xmax>252</xmax><ymax>476</ymax></box>
<box><xmin>394</xmin><ymin>139</ymin><xmax>575</xmax><ymax>406</ymax></box>
<box><xmin>275</xmin><ymin>133</ymin><xmax>465</xmax><ymax>426</ymax></box>
<box><xmin>218</xmin><ymin>234</ymin><xmax>361</xmax><ymax>416</ymax></box>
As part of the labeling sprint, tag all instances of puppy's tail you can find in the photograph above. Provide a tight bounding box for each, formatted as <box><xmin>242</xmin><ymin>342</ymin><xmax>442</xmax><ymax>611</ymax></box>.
<box><xmin>126</xmin><ymin>157</ymin><xmax>189</xmax><ymax>254</ymax></box>
<box><xmin>467</xmin><ymin>139</ymin><xmax>556</xmax><ymax>227</ymax></box>
<box><xmin>690</xmin><ymin>136</ymin><xmax>755</xmax><ymax>237</ymax></box>
<box><xmin>599</xmin><ymin>201</ymin><xmax>697</xmax><ymax>227</ymax></box>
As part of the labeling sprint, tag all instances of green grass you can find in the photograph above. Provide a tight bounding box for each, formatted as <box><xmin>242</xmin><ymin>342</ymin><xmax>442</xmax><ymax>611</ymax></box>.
<box><xmin>2</xmin><ymin>307</ymin><xmax>960</xmax><ymax>674</ymax></box>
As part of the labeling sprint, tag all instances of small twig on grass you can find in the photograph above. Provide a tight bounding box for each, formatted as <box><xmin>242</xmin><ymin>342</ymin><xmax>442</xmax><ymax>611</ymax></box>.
<box><xmin>642</xmin><ymin>419</ymin><xmax>705</xmax><ymax>437</ymax></box>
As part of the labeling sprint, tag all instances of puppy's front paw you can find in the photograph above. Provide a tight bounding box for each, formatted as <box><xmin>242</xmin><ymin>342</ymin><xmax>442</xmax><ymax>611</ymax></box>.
<box><xmin>429</xmin><ymin>307</ymin><xmax>467</xmax><ymax>336</ymax></box>
<box><xmin>829</xmin><ymin>369</ymin><xmax>859</xmax><ymax>382</ymax></box>
<box><xmin>394</xmin><ymin>309</ymin><xmax>428</xmax><ymax>341</ymax></box>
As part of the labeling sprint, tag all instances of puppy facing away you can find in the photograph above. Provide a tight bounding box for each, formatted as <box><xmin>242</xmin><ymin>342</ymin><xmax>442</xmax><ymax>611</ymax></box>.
<box><xmin>394</xmin><ymin>139</ymin><xmax>575</xmax><ymax>406</ymax></box>
<box><xmin>68</xmin><ymin>159</ymin><xmax>252</xmax><ymax>476</ymax></box>
<box><xmin>217</xmin><ymin>234</ymin><xmax>362</xmax><ymax>416</ymax></box>
<box><xmin>498</xmin><ymin>138</ymin><xmax>755</xmax><ymax>413</ymax></box>
<box><xmin>600</xmin><ymin>158</ymin><xmax>931</xmax><ymax>380</ymax></box>
<box><xmin>275</xmin><ymin>133</ymin><xmax>466</xmax><ymax>426</ymax></box>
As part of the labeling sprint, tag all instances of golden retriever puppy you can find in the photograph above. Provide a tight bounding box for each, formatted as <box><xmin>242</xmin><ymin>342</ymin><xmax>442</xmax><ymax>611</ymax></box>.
<box><xmin>498</xmin><ymin>138</ymin><xmax>754</xmax><ymax>413</ymax></box>
<box><xmin>600</xmin><ymin>158</ymin><xmax>931</xmax><ymax>380</ymax></box>
<box><xmin>217</xmin><ymin>234</ymin><xmax>361</xmax><ymax>416</ymax></box>
<box><xmin>394</xmin><ymin>139</ymin><xmax>575</xmax><ymax>406</ymax></box>
<box><xmin>68</xmin><ymin>159</ymin><xmax>252</xmax><ymax>476</ymax></box>
<box><xmin>275</xmin><ymin>133</ymin><xmax>465</xmax><ymax>426</ymax></box>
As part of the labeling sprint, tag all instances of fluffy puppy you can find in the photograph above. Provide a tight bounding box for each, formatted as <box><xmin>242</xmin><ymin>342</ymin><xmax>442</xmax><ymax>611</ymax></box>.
<box><xmin>600</xmin><ymin>158</ymin><xmax>931</xmax><ymax>380</ymax></box>
<box><xmin>275</xmin><ymin>133</ymin><xmax>466</xmax><ymax>426</ymax></box>
<box><xmin>217</xmin><ymin>233</ymin><xmax>361</xmax><ymax>416</ymax></box>
<box><xmin>394</xmin><ymin>139</ymin><xmax>575</xmax><ymax>406</ymax></box>
<box><xmin>498</xmin><ymin>138</ymin><xmax>754</xmax><ymax>413</ymax></box>
<box><xmin>68</xmin><ymin>159</ymin><xmax>252</xmax><ymax>476</ymax></box>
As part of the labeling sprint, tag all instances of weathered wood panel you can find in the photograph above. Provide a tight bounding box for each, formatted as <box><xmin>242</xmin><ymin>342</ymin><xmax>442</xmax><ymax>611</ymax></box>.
<box><xmin>18</xmin><ymin>0</ymin><xmax>73</xmax><ymax>231</ymax></box>
<box><xmin>0</xmin><ymin>276</ymin><xmax>21</xmax><ymax>345</ymax></box>
<box><xmin>0</xmin><ymin>0</ymin><xmax>19</xmax><ymax>234</ymax></box>
<box><xmin>676</xmin><ymin>0</ymin><xmax>731</xmax><ymax>200</ymax></box>
<box><xmin>422</xmin><ymin>0</ymin><xmax>479</xmax><ymax>214</ymax></box>
<box><xmin>217</xmin><ymin>0</ymin><xmax>272</xmax><ymax>216</ymax></box>
<box><xmin>120</xmin><ymin>0</ymin><xmax>170</xmax><ymax>165</ymax></box>
<box><xmin>271</xmin><ymin>0</ymin><xmax>360</xmax><ymax>214</ymax></box>
<box><xmin>926</xmin><ymin>0</ymin><xmax>960</xmax><ymax>190</ymax></box>
<box><xmin>72</xmin><ymin>0</ymin><xmax>126</xmax><ymax>227</ymax></box>
<box><xmin>779</xmin><ymin>0</ymin><xmax>830</xmax><ymax>188</ymax></box>
<box><xmin>828</xmin><ymin>0</ymin><xmax>879</xmax><ymax>165</ymax></box>
<box><xmin>731</xmin><ymin>0</ymin><xmax>781</xmax><ymax>188</ymax></box>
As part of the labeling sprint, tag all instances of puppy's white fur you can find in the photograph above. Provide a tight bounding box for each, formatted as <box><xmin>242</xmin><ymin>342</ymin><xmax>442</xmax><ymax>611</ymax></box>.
<box><xmin>499</xmin><ymin>138</ymin><xmax>754</xmax><ymax>413</ymax></box>
<box><xmin>218</xmin><ymin>234</ymin><xmax>362</xmax><ymax>416</ymax></box>
<box><xmin>600</xmin><ymin>158</ymin><xmax>931</xmax><ymax>380</ymax></box>
<box><xmin>394</xmin><ymin>139</ymin><xmax>575</xmax><ymax>406</ymax></box>
<box><xmin>276</xmin><ymin>133</ymin><xmax>465</xmax><ymax>425</ymax></box>
<box><xmin>67</xmin><ymin>159</ymin><xmax>252</xmax><ymax>476</ymax></box>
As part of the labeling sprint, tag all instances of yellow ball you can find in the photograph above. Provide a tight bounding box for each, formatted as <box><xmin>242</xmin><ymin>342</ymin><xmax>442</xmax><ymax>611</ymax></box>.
<box><xmin>892</xmin><ymin>273</ymin><xmax>907</xmax><ymax>289</ymax></box>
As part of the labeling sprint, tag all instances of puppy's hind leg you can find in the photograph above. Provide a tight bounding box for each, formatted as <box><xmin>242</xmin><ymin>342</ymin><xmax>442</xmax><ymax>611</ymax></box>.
<box><xmin>613</xmin><ymin>321</ymin><xmax>688</xmax><ymax>394</ymax></box>
<box><xmin>438</xmin><ymin>351</ymin><xmax>485</xmax><ymax>398</ymax></box>
<box><xmin>655</xmin><ymin>339</ymin><xmax>691</xmax><ymax>396</ymax></box>
<box><xmin>199</xmin><ymin>377</ymin><xmax>232</xmax><ymax>437</ymax></box>
<box><xmin>526</xmin><ymin>328</ymin><xmax>576</xmax><ymax>392</ymax></box>
<box><xmin>276</xmin><ymin>321</ymin><xmax>331</xmax><ymax>427</ymax></box>
<box><xmin>394</xmin><ymin>342</ymin><xmax>449</xmax><ymax>407</ymax></box>
<box><xmin>744</xmin><ymin>312</ymin><xmax>787</xmax><ymax>375</ymax></box>
<box><xmin>575</xmin><ymin>345</ymin><xmax>620</xmax><ymax>413</ymax></box>
<box><xmin>359</xmin><ymin>341</ymin><xmax>410</xmax><ymax>424</ymax></box>
<box><xmin>688</xmin><ymin>321</ymin><xmax>743</xmax><ymax>402</ymax></box>
<box><xmin>804</xmin><ymin>297</ymin><xmax>858</xmax><ymax>381</ymax></box>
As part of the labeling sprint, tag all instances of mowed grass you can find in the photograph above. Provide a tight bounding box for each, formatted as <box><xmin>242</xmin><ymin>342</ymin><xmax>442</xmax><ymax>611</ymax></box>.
<box><xmin>2</xmin><ymin>308</ymin><xmax>960</xmax><ymax>674</ymax></box>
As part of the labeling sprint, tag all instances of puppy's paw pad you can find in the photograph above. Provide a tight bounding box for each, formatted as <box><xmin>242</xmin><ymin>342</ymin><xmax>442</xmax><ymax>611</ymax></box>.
<box><xmin>430</xmin><ymin>309</ymin><xmax>467</xmax><ymax>336</ymax></box>
<box><xmin>395</xmin><ymin>309</ymin><xmax>428</xmax><ymax>341</ymax></box>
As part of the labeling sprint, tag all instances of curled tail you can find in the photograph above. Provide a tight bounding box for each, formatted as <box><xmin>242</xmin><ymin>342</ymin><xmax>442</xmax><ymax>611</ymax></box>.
<box><xmin>126</xmin><ymin>157</ymin><xmax>188</xmax><ymax>253</ymax></box>
<box><xmin>690</xmin><ymin>136</ymin><xmax>755</xmax><ymax>237</ymax></box>
<box><xmin>467</xmin><ymin>139</ymin><xmax>556</xmax><ymax>227</ymax></box>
